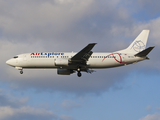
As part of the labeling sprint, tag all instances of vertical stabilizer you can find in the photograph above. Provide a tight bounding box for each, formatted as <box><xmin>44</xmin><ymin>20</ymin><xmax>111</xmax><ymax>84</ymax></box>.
<box><xmin>119</xmin><ymin>30</ymin><xmax>150</xmax><ymax>53</ymax></box>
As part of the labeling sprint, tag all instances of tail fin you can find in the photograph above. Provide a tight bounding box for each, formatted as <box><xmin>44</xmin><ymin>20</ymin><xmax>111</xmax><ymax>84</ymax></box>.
<box><xmin>119</xmin><ymin>30</ymin><xmax>150</xmax><ymax>53</ymax></box>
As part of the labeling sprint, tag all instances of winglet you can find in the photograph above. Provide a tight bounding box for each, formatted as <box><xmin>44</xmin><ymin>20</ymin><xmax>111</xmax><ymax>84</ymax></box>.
<box><xmin>89</xmin><ymin>43</ymin><xmax>97</xmax><ymax>45</ymax></box>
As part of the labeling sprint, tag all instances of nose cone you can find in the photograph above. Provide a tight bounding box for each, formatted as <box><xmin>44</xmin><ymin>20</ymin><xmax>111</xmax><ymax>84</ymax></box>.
<box><xmin>6</xmin><ymin>59</ymin><xmax>15</xmax><ymax>67</ymax></box>
<box><xmin>6</xmin><ymin>60</ymin><xmax>10</xmax><ymax>65</ymax></box>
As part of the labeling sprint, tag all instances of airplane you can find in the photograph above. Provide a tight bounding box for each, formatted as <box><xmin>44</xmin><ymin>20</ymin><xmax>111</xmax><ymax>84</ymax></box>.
<box><xmin>6</xmin><ymin>30</ymin><xmax>154</xmax><ymax>77</ymax></box>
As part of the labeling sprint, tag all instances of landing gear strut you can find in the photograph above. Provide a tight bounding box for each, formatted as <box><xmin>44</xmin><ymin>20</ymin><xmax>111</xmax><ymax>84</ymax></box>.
<box><xmin>77</xmin><ymin>67</ymin><xmax>82</xmax><ymax>77</ymax></box>
<box><xmin>20</xmin><ymin>70</ymin><xmax>23</xmax><ymax>74</ymax></box>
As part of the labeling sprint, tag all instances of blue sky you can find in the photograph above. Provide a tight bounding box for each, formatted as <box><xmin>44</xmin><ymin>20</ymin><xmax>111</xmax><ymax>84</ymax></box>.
<box><xmin>1</xmin><ymin>0</ymin><xmax>160</xmax><ymax>120</ymax></box>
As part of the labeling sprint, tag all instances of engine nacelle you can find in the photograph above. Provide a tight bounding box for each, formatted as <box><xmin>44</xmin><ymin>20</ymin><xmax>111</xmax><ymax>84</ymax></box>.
<box><xmin>57</xmin><ymin>69</ymin><xmax>74</xmax><ymax>75</ymax></box>
<box><xmin>55</xmin><ymin>58</ymin><xmax>68</xmax><ymax>66</ymax></box>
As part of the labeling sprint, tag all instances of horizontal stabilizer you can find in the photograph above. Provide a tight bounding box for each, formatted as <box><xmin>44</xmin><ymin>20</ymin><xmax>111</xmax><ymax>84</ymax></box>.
<box><xmin>135</xmin><ymin>46</ymin><xmax>155</xmax><ymax>57</ymax></box>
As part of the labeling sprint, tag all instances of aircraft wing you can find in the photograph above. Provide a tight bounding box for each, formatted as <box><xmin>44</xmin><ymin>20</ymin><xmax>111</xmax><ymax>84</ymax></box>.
<box><xmin>71</xmin><ymin>43</ymin><xmax>97</xmax><ymax>62</ymax></box>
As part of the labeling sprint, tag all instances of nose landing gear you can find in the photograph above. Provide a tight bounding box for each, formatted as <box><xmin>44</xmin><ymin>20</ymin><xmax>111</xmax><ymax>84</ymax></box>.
<box><xmin>15</xmin><ymin>67</ymin><xmax>23</xmax><ymax>74</ymax></box>
<box><xmin>20</xmin><ymin>70</ymin><xmax>23</xmax><ymax>74</ymax></box>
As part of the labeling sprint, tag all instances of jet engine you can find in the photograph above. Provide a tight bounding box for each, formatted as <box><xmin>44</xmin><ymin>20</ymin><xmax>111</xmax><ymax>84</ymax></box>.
<box><xmin>57</xmin><ymin>69</ymin><xmax>74</xmax><ymax>75</ymax></box>
<box><xmin>55</xmin><ymin>58</ymin><xmax>69</xmax><ymax>66</ymax></box>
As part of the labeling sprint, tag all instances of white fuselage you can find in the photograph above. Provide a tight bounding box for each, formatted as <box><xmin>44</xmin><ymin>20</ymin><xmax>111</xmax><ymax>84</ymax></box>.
<box><xmin>6</xmin><ymin>52</ymin><xmax>145</xmax><ymax>70</ymax></box>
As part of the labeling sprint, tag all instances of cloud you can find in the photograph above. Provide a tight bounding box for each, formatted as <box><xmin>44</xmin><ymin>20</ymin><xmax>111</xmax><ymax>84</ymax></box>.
<box><xmin>0</xmin><ymin>89</ymin><xmax>73</xmax><ymax>120</ymax></box>
<box><xmin>0</xmin><ymin>89</ymin><xmax>28</xmax><ymax>109</ymax></box>
<box><xmin>0</xmin><ymin>106</ymin><xmax>57</xmax><ymax>120</ymax></box>
<box><xmin>60</xmin><ymin>115</ymin><xmax>74</xmax><ymax>120</ymax></box>
<box><xmin>61</xmin><ymin>99</ymin><xmax>81</xmax><ymax>110</ymax></box>
<box><xmin>0</xmin><ymin>0</ymin><xmax>131</xmax><ymax>46</ymax></box>
<box><xmin>0</xmin><ymin>0</ymin><xmax>95</xmax><ymax>40</ymax></box>
<box><xmin>1</xmin><ymin>0</ymin><xmax>160</xmax><ymax>120</ymax></box>
<box><xmin>0</xmin><ymin>94</ymin><xmax>26</xmax><ymax>108</ymax></box>
<box><xmin>139</xmin><ymin>113</ymin><xmax>160</xmax><ymax>120</ymax></box>
<box><xmin>0</xmin><ymin>89</ymin><xmax>56</xmax><ymax>120</ymax></box>
<box><xmin>138</xmin><ymin>0</ymin><xmax>160</xmax><ymax>17</ymax></box>
<box><xmin>0</xmin><ymin>0</ymin><xmax>133</xmax><ymax>95</ymax></box>
<box><xmin>3</xmin><ymin>66</ymin><xmax>131</xmax><ymax>95</ymax></box>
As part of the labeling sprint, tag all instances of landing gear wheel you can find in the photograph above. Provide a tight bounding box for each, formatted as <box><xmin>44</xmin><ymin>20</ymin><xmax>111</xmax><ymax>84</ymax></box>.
<box><xmin>20</xmin><ymin>70</ymin><xmax>23</xmax><ymax>74</ymax></box>
<box><xmin>77</xmin><ymin>72</ymin><xmax>82</xmax><ymax>77</ymax></box>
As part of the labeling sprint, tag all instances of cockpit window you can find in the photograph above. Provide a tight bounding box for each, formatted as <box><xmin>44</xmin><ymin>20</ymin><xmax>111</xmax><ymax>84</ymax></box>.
<box><xmin>13</xmin><ymin>56</ymin><xmax>18</xmax><ymax>58</ymax></box>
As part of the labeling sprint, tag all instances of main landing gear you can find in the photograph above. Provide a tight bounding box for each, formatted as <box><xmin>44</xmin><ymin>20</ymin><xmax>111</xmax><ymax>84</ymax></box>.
<box><xmin>77</xmin><ymin>67</ymin><xmax>82</xmax><ymax>77</ymax></box>
<box><xmin>77</xmin><ymin>71</ymin><xmax>82</xmax><ymax>77</ymax></box>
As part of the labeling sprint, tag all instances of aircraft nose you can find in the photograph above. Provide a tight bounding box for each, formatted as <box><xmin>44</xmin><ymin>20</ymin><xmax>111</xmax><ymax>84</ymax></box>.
<box><xmin>6</xmin><ymin>60</ymin><xmax>10</xmax><ymax>65</ymax></box>
<box><xmin>6</xmin><ymin>59</ymin><xmax>15</xmax><ymax>67</ymax></box>
<box><xmin>6</xmin><ymin>59</ymin><xmax>11</xmax><ymax>65</ymax></box>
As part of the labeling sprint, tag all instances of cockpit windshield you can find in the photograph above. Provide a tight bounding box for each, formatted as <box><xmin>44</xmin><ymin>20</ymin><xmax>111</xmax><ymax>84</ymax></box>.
<box><xmin>13</xmin><ymin>56</ymin><xmax>18</xmax><ymax>58</ymax></box>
